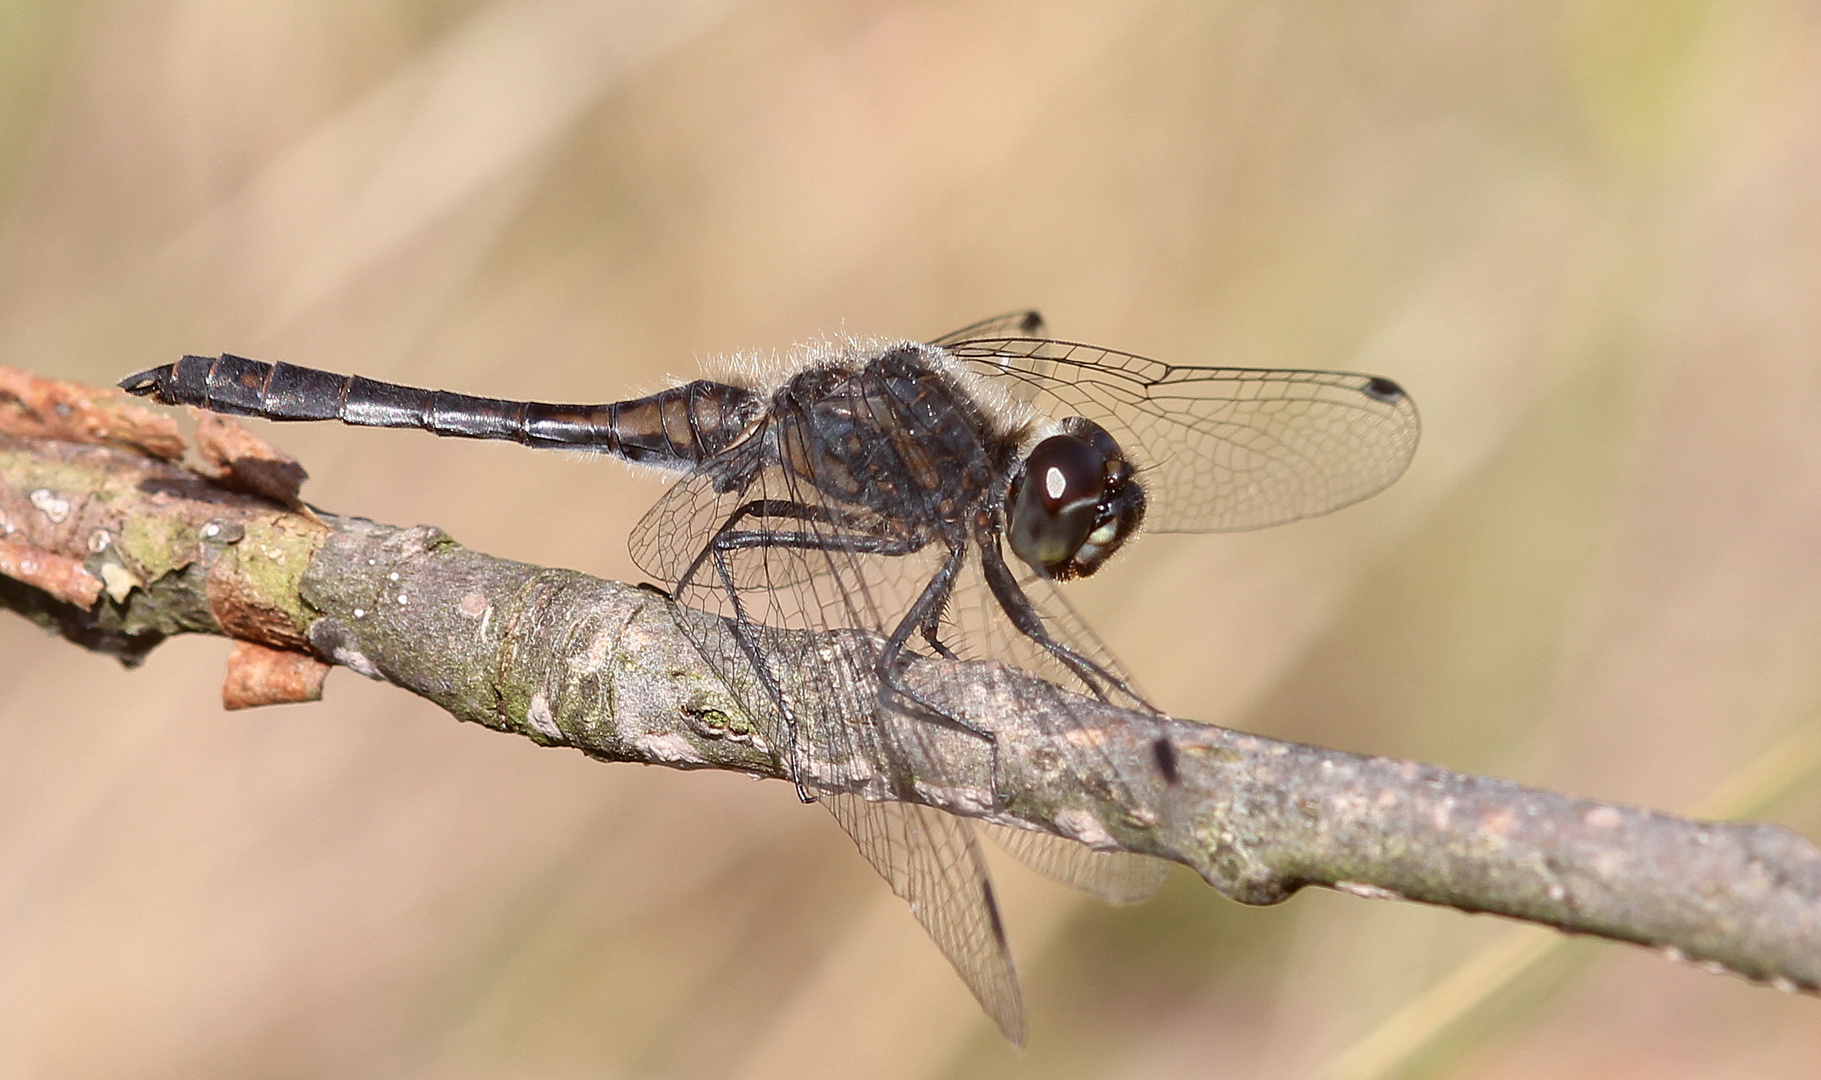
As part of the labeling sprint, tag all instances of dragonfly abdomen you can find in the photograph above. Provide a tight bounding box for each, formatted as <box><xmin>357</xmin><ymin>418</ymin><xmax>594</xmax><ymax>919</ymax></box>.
<box><xmin>119</xmin><ymin>354</ymin><xmax>761</xmax><ymax>467</ymax></box>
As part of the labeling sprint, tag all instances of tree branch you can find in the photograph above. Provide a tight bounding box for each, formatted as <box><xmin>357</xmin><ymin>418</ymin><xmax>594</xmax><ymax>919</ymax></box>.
<box><xmin>4</xmin><ymin>367</ymin><xmax>1818</xmax><ymax>1000</ymax></box>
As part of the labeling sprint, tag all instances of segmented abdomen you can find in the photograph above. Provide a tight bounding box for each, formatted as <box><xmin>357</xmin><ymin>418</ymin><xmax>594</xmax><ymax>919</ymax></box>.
<box><xmin>118</xmin><ymin>353</ymin><xmax>760</xmax><ymax>468</ymax></box>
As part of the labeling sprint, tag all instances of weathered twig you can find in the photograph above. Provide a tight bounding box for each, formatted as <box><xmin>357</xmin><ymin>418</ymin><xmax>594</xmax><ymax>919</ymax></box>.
<box><xmin>3</xmin><ymin>367</ymin><xmax>1818</xmax><ymax>1000</ymax></box>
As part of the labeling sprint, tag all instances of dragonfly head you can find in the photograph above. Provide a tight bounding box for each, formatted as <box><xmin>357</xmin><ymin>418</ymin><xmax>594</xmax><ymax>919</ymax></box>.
<box><xmin>1007</xmin><ymin>418</ymin><xmax>1146</xmax><ymax>581</ymax></box>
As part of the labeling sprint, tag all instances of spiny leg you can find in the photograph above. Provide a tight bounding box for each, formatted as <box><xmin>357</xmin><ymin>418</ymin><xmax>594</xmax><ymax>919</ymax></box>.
<box><xmin>672</xmin><ymin>497</ymin><xmax>898</xmax><ymax>601</ymax></box>
<box><xmin>976</xmin><ymin>530</ymin><xmax>1136</xmax><ymax>704</ymax></box>
<box><xmin>672</xmin><ymin>497</ymin><xmax>928</xmax><ymax>800</ymax></box>
<box><xmin>919</xmin><ymin>608</ymin><xmax>961</xmax><ymax>662</ymax></box>
<box><xmin>704</xmin><ymin>543</ymin><xmax>821</xmax><ymax>801</ymax></box>
<box><xmin>871</xmin><ymin>540</ymin><xmax>1004</xmax><ymax>801</ymax></box>
<box><xmin>873</xmin><ymin>541</ymin><xmax>996</xmax><ymax>742</ymax></box>
<box><xmin>682</xmin><ymin>509</ymin><xmax>1002</xmax><ymax>754</ymax></box>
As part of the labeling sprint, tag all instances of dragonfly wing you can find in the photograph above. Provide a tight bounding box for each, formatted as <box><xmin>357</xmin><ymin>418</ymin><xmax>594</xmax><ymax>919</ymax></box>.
<box><xmin>948</xmin><ymin>339</ymin><xmax>1420</xmax><ymax>533</ymax></box>
<box><xmin>628</xmin><ymin>436</ymin><xmax>858</xmax><ymax>594</ymax></box>
<box><xmin>928</xmin><ymin>310</ymin><xmax>1049</xmax><ymax>347</ymax></box>
<box><xmin>628</xmin><ymin>465</ymin><xmax>739</xmax><ymax>584</ymax></box>
<box><xmin>635</xmin><ymin>411</ymin><xmax>1031</xmax><ymax>1039</ymax></box>
<box><xmin>825</xmin><ymin>794</ymin><xmax>1026</xmax><ymax>1044</ymax></box>
<box><xmin>631</xmin><ymin>341</ymin><xmax>1180</xmax><ymax>1044</ymax></box>
<box><xmin>978</xmin><ymin>822</ymin><xmax>1171</xmax><ymax>905</ymax></box>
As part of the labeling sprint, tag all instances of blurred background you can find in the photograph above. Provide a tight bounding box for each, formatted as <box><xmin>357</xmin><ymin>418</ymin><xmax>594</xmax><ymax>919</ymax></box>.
<box><xmin>2</xmin><ymin>1</ymin><xmax>1820</xmax><ymax>1076</ymax></box>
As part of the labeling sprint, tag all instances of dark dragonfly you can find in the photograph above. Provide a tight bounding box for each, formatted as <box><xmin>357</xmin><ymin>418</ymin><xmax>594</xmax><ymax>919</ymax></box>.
<box><xmin>120</xmin><ymin>312</ymin><xmax>1419</xmax><ymax>1042</ymax></box>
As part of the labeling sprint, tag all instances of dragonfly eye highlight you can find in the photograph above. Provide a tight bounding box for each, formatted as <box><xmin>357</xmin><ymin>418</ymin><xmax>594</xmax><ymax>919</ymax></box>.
<box><xmin>1008</xmin><ymin>423</ymin><xmax>1145</xmax><ymax>580</ymax></box>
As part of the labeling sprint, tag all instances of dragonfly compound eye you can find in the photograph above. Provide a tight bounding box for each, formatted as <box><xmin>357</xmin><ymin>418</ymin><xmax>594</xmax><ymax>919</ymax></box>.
<box><xmin>1009</xmin><ymin>431</ymin><xmax>1145</xmax><ymax>579</ymax></box>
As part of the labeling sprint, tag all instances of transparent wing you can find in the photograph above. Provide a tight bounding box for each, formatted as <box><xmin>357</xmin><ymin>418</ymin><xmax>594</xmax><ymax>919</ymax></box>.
<box><xmin>628</xmin><ymin>467</ymin><xmax>741</xmax><ymax>584</ymax></box>
<box><xmin>946</xmin><ymin>339</ymin><xmax>1421</xmax><ymax>533</ymax></box>
<box><xmin>931</xmin><ymin>312</ymin><xmax>1057</xmax><ymax>408</ymax></box>
<box><xmin>627</xmin><ymin>435</ymin><xmax>864</xmax><ymax>593</ymax></box>
<box><xmin>938</xmin><ymin>568</ymin><xmax>1171</xmax><ymax>906</ymax></box>
<box><xmin>826</xmin><ymin>795</ymin><xmax>1025</xmax><ymax>1043</ymax></box>
<box><xmin>978</xmin><ymin>822</ymin><xmax>1171</xmax><ymax>905</ymax></box>
<box><xmin>928</xmin><ymin>310</ymin><xmax>1049</xmax><ymax>347</ymax></box>
<box><xmin>637</xmin><ymin>414</ymin><xmax>1035</xmax><ymax>1041</ymax></box>
<box><xmin>632</xmin><ymin>358</ymin><xmax>1183</xmax><ymax>1043</ymax></box>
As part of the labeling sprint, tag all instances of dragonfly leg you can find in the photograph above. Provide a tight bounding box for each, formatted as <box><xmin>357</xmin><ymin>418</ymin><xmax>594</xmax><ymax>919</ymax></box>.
<box><xmin>673</xmin><ymin>497</ymin><xmax>927</xmax><ymax>802</ymax></box>
<box><xmin>670</xmin><ymin>498</ymin><xmax>892</xmax><ymax>601</ymax></box>
<box><xmin>975</xmin><ymin>529</ymin><xmax>1136</xmax><ymax>704</ymax></box>
<box><xmin>918</xmin><ymin>608</ymin><xmax>961</xmax><ymax>661</ymax></box>
<box><xmin>698</xmin><ymin>518</ymin><xmax>999</xmax><ymax>801</ymax></box>
<box><xmin>872</xmin><ymin>541</ymin><xmax>1003</xmax><ymax>800</ymax></box>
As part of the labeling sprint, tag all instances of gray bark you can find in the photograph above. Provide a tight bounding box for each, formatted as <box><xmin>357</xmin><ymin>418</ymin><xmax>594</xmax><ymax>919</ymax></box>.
<box><xmin>4</xmin><ymin>426</ymin><xmax>1818</xmax><ymax>999</ymax></box>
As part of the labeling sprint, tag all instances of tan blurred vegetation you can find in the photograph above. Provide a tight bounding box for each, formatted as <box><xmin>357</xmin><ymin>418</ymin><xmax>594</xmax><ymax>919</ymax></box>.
<box><xmin>2</xmin><ymin>1</ymin><xmax>1820</xmax><ymax>1077</ymax></box>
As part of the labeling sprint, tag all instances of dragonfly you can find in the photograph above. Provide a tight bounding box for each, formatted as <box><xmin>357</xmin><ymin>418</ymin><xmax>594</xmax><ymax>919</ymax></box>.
<box><xmin>120</xmin><ymin>312</ymin><xmax>1419</xmax><ymax>1043</ymax></box>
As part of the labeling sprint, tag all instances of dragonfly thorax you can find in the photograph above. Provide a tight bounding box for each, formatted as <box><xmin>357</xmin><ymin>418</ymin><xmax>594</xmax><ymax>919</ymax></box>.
<box><xmin>770</xmin><ymin>345</ymin><xmax>1019</xmax><ymax>529</ymax></box>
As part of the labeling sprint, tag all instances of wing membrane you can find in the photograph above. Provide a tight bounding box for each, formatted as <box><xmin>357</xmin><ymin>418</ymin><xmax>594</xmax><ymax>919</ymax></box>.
<box><xmin>623</xmin><ymin>328</ymin><xmax>1416</xmax><ymax>1043</ymax></box>
<box><xmin>928</xmin><ymin>310</ymin><xmax>1049</xmax><ymax>347</ymax></box>
<box><xmin>826</xmin><ymin>795</ymin><xmax>1025</xmax><ymax>1044</ymax></box>
<box><xmin>979</xmin><ymin>823</ymin><xmax>1171</xmax><ymax>905</ymax></box>
<box><xmin>632</xmin><ymin>351</ymin><xmax>1180</xmax><ymax>1044</ymax></box>
<box><xmin>947</xmin><ymin>339</ymin><xmax>1420</xmax><ymax>533</ymax></box>
<box><xmin>634</xmin><ymin>383</ymin><xmax>1036</xmax><ymax>1041</ymax></box>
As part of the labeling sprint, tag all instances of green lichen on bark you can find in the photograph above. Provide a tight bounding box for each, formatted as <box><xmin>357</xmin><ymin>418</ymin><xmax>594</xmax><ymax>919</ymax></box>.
<box><xmin>0</xmin><ymin>434</ymin><xmax>328</xmax><ymax>660</ymax></box>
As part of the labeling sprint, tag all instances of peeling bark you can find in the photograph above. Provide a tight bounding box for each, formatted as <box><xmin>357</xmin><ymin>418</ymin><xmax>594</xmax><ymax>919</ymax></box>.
<box><xmin>192</xmin><ymin>410</ymin><xmax>311</xmax><ymax>506</ymax></box>
<box><xmin>222</xmin><ymin>639</ymin><xmax>329</xmax><ymax>709</ymax></box>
